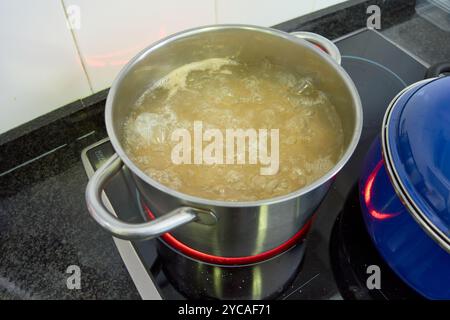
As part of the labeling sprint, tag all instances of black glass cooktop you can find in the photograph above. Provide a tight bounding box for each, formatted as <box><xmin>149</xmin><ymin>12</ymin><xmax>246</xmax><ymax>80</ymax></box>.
<box><xmin>82</xmin><ymin>29</ymin><xmax>427</xmax><ymax>300</ymax></box>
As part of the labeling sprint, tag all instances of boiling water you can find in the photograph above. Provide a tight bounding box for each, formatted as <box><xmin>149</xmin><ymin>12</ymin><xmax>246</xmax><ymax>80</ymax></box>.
<box><xmin>123</xmin><ymin>58</ymin><xmax>344</xmax><ymax>201</ymax></box>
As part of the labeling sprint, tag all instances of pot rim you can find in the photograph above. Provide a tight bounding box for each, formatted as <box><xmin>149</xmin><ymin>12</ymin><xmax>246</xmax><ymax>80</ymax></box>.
<box><xmin>382</xmin><ymin>78</ymin><xmax>450</xmax><ymax>253</ymax></box>
<box><xmin>105</xmin><ymin>24</ymin><xmax>363</xmax><ymax>208</ymax></box>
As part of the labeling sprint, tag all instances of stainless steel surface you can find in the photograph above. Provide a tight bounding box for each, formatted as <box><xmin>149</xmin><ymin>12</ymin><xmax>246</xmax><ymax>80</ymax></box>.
<box><xmin>136</xmin><ymin>176</ymin><xmax>331</xmax><ymax>256</ymax></box>
<box><xmin>382</xmin><ymin>78</ymin><xmax>450</xmax><ymax>253</ymax></box>
<box><xmin>86</xmin><ymin>153</ymin><xmax>206</xmax><ymax>240</ymax></box>
<box><xmin>87</xmin><ymin>24</ymin><xmax>363</xmax><ymax>256</ymax></box>
<box><xmin>291</xmin><ymin>31</ymin><xmax>342</xmax><ymax>64</ymax></box>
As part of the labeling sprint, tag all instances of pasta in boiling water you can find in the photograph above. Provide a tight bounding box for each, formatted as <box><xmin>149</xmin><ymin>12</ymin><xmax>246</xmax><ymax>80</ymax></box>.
<box><xmin>123</xmin><ymin>58</ymin><xmax>344</xmax><ymax>201</ymax></box>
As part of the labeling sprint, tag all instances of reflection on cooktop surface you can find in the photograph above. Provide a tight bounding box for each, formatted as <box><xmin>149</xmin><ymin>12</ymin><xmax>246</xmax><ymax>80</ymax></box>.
<box><xmin>330</xmin><ymin>185</ymin><xmax>422</xmax><ymax>300</ymax></box>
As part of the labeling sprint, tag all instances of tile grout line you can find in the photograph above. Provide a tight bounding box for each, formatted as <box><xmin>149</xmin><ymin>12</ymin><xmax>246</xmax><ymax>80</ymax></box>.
<box><xmin>60</xmin><ymin>0</ymin><xmax>95</xmax><ymax>94</ymax></box>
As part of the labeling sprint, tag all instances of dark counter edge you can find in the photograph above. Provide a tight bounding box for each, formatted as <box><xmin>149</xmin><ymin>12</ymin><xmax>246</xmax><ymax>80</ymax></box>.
<box><xmin>0</xmin><ymin>0</ymin><xmax>416</xmax><ymax>174</ymax></box>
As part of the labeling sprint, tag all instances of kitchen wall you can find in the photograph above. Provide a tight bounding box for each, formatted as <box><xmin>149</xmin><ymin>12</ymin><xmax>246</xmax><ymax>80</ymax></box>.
<box><xmin>0</xmin><ymin>0</ymin><xmax>347</xmax><ymax>134</ymax></box>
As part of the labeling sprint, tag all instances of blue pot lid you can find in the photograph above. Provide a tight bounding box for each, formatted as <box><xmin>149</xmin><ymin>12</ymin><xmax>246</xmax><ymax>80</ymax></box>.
<box><xmin>386</xmin><ymin>76</ymin><xmax>450</xmax><ymax>243</ymax></box>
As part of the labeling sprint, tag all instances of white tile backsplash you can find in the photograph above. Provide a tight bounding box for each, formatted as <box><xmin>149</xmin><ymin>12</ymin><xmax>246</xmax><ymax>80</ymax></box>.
<box><xmin>0</xmin><ymin>0</ymin><xmax>351</xmax><ymax>134</ymax></box>
<box><xmin>216</xmin><ymin>0</ymin><xmax>314</xmax><ymax>26</ymax></box>
<box><xmin>0</xmin><ymin>0</ymin><xmax>92</xmax><ymax>135</ymax></box>
<box><xmin>64</xmin><ymin>0</ymin><xmax>216</xmax><ymax>93</ymax></box>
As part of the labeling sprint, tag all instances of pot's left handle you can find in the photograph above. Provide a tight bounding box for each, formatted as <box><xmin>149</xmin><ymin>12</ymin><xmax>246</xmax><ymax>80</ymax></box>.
<box><xmin>85</xmin><ymin>153</ymin><xmax>204</xmax><ymax>241</ymax></box>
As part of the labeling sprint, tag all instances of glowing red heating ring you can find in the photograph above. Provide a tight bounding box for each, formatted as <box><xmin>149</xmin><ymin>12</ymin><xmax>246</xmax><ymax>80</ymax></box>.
<box><xmin>143</xmin><ymin>204</ymin><xmax>313</xmax><ymax>265</ymax></box>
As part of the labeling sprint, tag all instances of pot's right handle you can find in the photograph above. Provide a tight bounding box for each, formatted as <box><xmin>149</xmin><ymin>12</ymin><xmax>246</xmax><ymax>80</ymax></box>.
<box><xmin>85</xmin><ymin>153</ymin><xmax>214</xmax><ymax>241</ymax></box>
<box><xmin>425</xmin><ymin>62</ymin><xmax>450</xmax><ymax>78</ymax></box>
<box><xmin>290</xmin><ymin>31</ymin><xmax>341</xmax><ymax>65</ymax></box>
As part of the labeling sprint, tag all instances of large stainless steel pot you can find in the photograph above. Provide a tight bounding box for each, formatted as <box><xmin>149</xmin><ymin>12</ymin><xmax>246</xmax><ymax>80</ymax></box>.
<box><xmin>86</xmin><ymin>25</ymin><xmax>362</xmax><ymax>257</ymax></box>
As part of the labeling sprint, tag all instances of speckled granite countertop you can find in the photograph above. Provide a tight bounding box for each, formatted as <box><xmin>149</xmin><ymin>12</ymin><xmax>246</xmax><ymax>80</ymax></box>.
<box><xmin>0</xmin><ymin>0</ymin><xmax>448</xmax><ymax>299</ymax></box>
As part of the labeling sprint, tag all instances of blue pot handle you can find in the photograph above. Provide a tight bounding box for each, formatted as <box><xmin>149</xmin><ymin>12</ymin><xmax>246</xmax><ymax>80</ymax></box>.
<box><xmin>425</xmin><ymin>62</ymin><xmax>450</xmax><ymax>78</ymax></box>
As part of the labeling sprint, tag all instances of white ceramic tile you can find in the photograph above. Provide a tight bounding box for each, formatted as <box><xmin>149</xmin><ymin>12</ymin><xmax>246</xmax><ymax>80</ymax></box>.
<box><xmin>0</xmin><ymin>0</ymin><xmax>92</xmax><ymax>134</ymax></box>
<box><xmin>313</xmin><ymin>0</ymin><xmax>347</xmax><ymax>12</ymax></box>
<box><xmin>216</xmin><ymin>0</ymin><xmax>315</xmax><ymax>26</ymax></box>
<box><xmin>64</xmin><ymin>0</ymin><xmax>216</xmax><ymax>93</ymax></box>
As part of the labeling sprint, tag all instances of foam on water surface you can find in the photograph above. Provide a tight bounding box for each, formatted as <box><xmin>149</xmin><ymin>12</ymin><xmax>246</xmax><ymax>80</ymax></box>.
<box><xmin>123</xmin><ymin>58</ymin><xmax>344</xmax><ymax>201</ymax></box>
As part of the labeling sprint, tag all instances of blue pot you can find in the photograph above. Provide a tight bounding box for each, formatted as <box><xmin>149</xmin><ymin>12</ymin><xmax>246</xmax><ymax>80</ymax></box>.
<box><xmin>359</xmin><ymin>64</ymin><xmax>450</xmax><ymax>299</ymax></box>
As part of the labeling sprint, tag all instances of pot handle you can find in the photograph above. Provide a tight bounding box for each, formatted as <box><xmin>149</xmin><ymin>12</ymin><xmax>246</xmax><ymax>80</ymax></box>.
<box><xmin>85</xmin><ymin>153</ymin><xmax>211</xmax><ymax>241</ymax></box>
<box><xmin>425</xmin><ymin>62</ymin><xmax>450</xmax><ymax>78</ymax></box>
<box><xmin>290</xmin><ymin>31</ymin><xmax>341</xmax><ymax>65</ymax></box>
